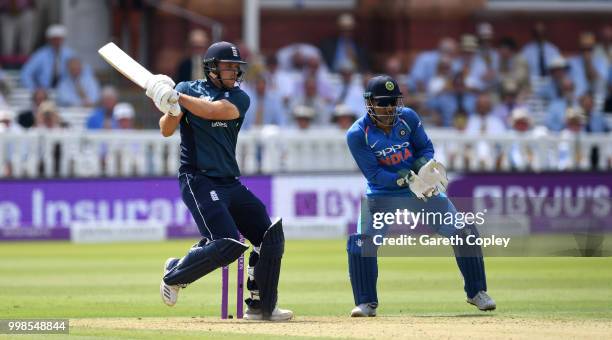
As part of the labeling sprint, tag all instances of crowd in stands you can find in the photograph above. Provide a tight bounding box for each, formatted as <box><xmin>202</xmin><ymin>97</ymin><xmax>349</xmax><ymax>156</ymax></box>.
<box><xmin>232</xmin><ymin>16</ymin><xmax>612</xmax><ymax>138</ymax></box>
<box><xmin>0</xmin><ymin>13</ymin><xmax>610</xmax><ymax>140</ymax></box>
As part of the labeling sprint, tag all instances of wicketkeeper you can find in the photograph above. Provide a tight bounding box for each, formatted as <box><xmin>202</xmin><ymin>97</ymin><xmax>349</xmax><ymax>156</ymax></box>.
<box><xmin>345</xmin><ymin>74</ymin><xmax>496</xmax><ymax>317</ymax></box>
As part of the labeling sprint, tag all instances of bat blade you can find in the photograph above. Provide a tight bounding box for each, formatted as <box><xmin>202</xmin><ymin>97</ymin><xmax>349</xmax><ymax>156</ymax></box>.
<box><xmin>98</xmin><ymin>42</ymin><xmax>152</xmax><ymax>89</ymax></box>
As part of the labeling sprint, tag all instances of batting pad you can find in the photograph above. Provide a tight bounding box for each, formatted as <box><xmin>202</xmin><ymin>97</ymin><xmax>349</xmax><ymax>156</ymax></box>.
<box><xmin>164</xmin><ymin>238</ymin><xmax>249</xmax><ymax>285</ymax></box>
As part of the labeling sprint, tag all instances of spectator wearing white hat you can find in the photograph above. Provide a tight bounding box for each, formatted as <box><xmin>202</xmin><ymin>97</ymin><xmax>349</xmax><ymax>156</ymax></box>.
<box><xmin>458</xmin><ymin>34</ymin><xmax>489</xmax><ymax>91</ymax></box>
<box><xmin>113</xmin><ymin>102</ymin><xmax>135</xmax><ymax>130</ymax></box>
<box><xmin>332</xmin><ymin>104</ymin><xmax>356</xmax><ymax>130</ymax></box>
<box><xmin>536</xmin><ymin>56</ymin><xmax>571</xmax><ymax>102</ymax></box>
<box><xmin>20</xmin><ymin>24</ymin><xmax>75</xmax><ymax>90</ymax></box>
<box><xmin>506</xmin><ymin>107</ymin><xmax>549</xmax><ymax>171</ymax></box>
<box><xmin>0</xmin><ymin>107</ymin><xmax>19</xmax><ymax>133</ymax></box>
<box><xmin>291</xmin><ymin>105</ymin><xmax>316</xmax><ymax>130</ymax></box>
<box><xmin>557</xmin><ymin>107</ymin><xmax>587</xmax><ymax>170</ymax></box>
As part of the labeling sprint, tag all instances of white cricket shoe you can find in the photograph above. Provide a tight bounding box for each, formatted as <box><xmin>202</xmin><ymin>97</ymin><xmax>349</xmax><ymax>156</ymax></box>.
<box><xmin>467</xmin><ymin>291</ymin><xmax>496</xmax><ymax>311</ymax></box>
<box><xmin>350</xmin><ymin>303</ymin><xmax>377</xmax><ymax>317</ymax></box>
<box><xmin>244</xmin><ymin>306</ymin><xmax>294</xmax><ymax>321</ymax></box>
<box><xmin>160</xmin><ymin>258</ymin><xmax>185</xmax><ymax>307</ymax></box>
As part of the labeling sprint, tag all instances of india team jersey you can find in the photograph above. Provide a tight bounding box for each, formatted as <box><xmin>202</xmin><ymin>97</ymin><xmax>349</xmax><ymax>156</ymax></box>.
<box><xmin>346</xmin><ymin>108</ymin><xmax>434</xmax><ymax>195</ymax></box>
<box><xmin>175</xmin><ymin>79</ymin><xmax>250</xmax><ymax>178</ymax></box>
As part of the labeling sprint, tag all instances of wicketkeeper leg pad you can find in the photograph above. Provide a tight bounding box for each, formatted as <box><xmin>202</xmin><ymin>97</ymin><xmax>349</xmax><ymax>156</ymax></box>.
<box><xmin>453</xmin><ymin>225</ymin><xmax>487</xmax><ymax>298</ymax></box>
<box><xmin>164</xmin><ymin>238</ymin><xmax>249</xmax><ymax>285</ymax></box>
<box><xmin>254</xmin><ymin>218</ymin><xmax>284</xmax><ymax>319</ymax></box>
<box><xmin>347</xmin><ymin>234</ymin><xmax>379</xmax><ymax>306</ymax></box>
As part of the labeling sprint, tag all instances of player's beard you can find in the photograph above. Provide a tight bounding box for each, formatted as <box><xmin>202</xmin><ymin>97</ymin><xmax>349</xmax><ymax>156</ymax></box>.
<box><xmin>372</xmin><ymin>107</ymin><xmax>396</xmax><ymax>126</ymax></box>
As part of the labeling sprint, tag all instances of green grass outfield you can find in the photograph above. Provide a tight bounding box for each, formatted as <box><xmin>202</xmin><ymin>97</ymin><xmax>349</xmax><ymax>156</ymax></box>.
<box><xmin>0</xmin><ymin>239</ymin><xmax>611</xmax><ymax>339</ymax></box>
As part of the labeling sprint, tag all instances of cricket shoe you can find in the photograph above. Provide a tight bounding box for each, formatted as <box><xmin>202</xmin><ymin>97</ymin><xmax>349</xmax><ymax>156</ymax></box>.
<box><xmin>350</xmin><ymin>303</ymin><xmax>377</xmax><ymax>317</ymax></box>
<box><xmin>244</xmin><ymin>306</ymin><xmax>294</xmax><ymax>321</ymax></box>
<box><xmin>467</xmin><ymin>291</ymin><xmax>496</xmax><ymax>311</ymax></box>
<box><xmin>160</xmin><ymin>258</ymin><xmax>187</xmax><ymax>307</ymax></box>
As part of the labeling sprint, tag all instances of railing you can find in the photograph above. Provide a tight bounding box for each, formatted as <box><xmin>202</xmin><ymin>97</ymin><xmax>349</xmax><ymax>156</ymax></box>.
<box><xmin>0</xmin><ymin>128</ymin><xmax>610</xmax><ymax>178</ymax></box>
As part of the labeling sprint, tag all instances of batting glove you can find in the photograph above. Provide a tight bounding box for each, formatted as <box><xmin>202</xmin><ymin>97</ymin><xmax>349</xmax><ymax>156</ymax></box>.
<box><xmin>145</xmin><ymin>74</ymin><xmax>175</xmax><ymax>100</ymax></box>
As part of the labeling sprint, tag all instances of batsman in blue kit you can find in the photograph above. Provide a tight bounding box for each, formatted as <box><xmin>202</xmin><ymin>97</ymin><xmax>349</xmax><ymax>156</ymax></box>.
<box><xmin>144</xmin><ymin>41</ymin><xmax>292</xmax><ymax>321</ymax></box>
<box><xmin>345</xmin><ymin>75</ymin><xmax>496</xmax><ymax>317</ymax></box>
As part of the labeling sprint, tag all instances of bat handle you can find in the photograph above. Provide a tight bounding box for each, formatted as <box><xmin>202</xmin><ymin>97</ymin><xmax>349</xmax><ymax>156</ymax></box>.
<box><xmin>169</xmin><ymin>91</ymin><xmax>180</xmax><ymax>104</ymax></box>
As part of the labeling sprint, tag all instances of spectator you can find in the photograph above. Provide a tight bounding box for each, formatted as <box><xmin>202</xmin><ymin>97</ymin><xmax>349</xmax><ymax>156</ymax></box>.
<box><xmin>33</xmin><ymin>100</ymin><xmax>64</xmax><ymax>176</ymax></box>
<box><xmin>557</xmin><ymin>107</ymin><xmax>586</xmax><ymax>170</ymax></box>
<box><xmin>459</xmin><ymin>34</ymin><xmax>488</xmax><ymax>91</ymax></box>
<box><xmin>465</xmin><ymin>93</ymin><xmax>507</xmax><ymax>169</ymax></box>
<box><xmin>264</xmin><ymin>54</ymin><xmax>295</xmax><ymax>110</ymax></box>
<box><xmin>426</xmin><ymin>55</ymin><xmax>454</xmax><ymax>96</ymax></box>
<box><xmin>569</xmin><ymin>32</ymin><xmax>609</xmax><ymax>98</ymax></box>
<box><xmin>538</xmin><ymin>56</ymin><xmax>571</xmax><ymax>102</ymax></box>
<box><xmin>291</xmin><ymin>105</ymin><xmax>315</xmax><ymax>130</ymax></box>
<box><xmin>497</xmin><ymin>37</ymin><xmax>530</xmax><ymax>92</ymax></box>
<box><xmin>594</xmin><ymin>24</ymin><xmax>612</xmax><ymax>64</ymax></box>
<box><xmin>34</xmin><ymin>100</ymin><xmax>65</xmax><ymax>129</ymax></box>
<box><xmin>276</xmin><ymin>43</ymin><xmax>323</xmax><ymax>72</ymax></box>
<box><xmin>243</xmin><ymin>75</ymin><xmax>287</xmax><ymax>130</ymax></box>
<box><xmin>507</xmin><ymin>107</ymin><xmax>535</xmax><ymax>170</ymax></box>
<box><xmin>426</xmin><ymin>74</ymin><xmax>477</xmax><ymax>127</ymax></box>
<box><xmin>0</xmin><ymin>0</ymin><xmax>35</xmax><ymax>57</ymax></box>
<box><xmin>579</xmin><ymin>92</ymin><xmax>610</xmax><ymax>133</ymax></box>
<box><xmin>465</xmin><ymin>93</ymin><xmax>507</xmax><ymax>135</ymax></box>
<box><xmin>332</xmin><ymin>104</ymin><xmax>357</xmax><ymax>130</ymax></box>
<box><xmin>299</xmin><ymin>54</ymin><xmax>335</xmax><ymax>103</ymax></box>
<box><xmin>319</xmin><ymin>13</ymin><xmax>369</xmax><ymax>72</ymax></box>
<box><xmin>113</xmin><ymin>102</ymin><xmax>135</xmax><ymax>130</ymax></box>
<box><xmin>20</xmin><ymin>24</ymin><xmax>75</xmax><ymax>90</ymax></box>
<box><xmin>176</xmin><ymin>29</ymin><xmax>209</xmax><ymax>83</ymax></box>
<box><xmin>475</xmin><ymin>23</ymin><xmax>499</xmax><ymax>89</ymax></box>
<box><xmin>0</xmin><ymin>107</ymin><xmax>18</xmax><ymax>133</ymax></box>
<box><xmin>16</xmin><ymin>88</ymin><xmax>48</xmax><ymax>128</ymax></box>
<box><xmin>290</xmin><ymin>75</ymin><xmax>331</xmax><ymax>126</ymax></box>
<box><xmin>491</xmin><ymin>79</ymin><xmax>525</xmax><ymax>127</ymax></box>
<box><xmin>56</xmin><ymin>57</ymin><xmax>101</xmax><ymax>107</ymax></box>
<box><xmin>521</xmin><ymin>22</ymin><xmax>561</xmax><ymax>79</ymax></box>
<box><xmin>545</xmin><ymin>77</ymin><xmax>575</xmax><ymax>132</ymax></box>
<box><xmin>409</xmin><ymin>37</ymin><xmax>458</xmax><ymax>93</ymax></box>
<box><xmin>334</xmin><ymin>61</ymin><xmax>364</xmax><ymax>116</ymax></box>
<box><xmin>87</xmin><ymin>86</ymin><xmax>119</xmax><ymax>130</ymax></box>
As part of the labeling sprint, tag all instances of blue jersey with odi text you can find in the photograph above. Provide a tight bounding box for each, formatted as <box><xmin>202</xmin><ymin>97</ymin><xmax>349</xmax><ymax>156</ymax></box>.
<box><xmin>346</xmin><ymin>107</ymin><xmax>434</xmax><ymax>196</ymax></box>
<box><xmin>175</xmin><ymin>79</ymin><xmax>250</xmax><ymax>178</ymax></box>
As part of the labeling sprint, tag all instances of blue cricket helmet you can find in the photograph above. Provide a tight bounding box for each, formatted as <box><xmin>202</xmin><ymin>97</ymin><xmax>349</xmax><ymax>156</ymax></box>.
<box><xmin>202</xmin><ymin>41</ymin><xmax>247</xmax><ymax>87</ymax></box>
<box><xmin>364</xmin><ymin>74</ymin><xmax>403</xmax><ymax>126</ymax></box>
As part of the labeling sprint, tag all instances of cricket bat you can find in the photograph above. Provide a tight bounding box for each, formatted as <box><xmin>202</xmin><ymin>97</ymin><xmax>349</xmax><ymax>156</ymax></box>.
<box><xmin>98</xmin><ymin>42</ymin><xmax>153</xmax><ymax>89</ymax></box>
